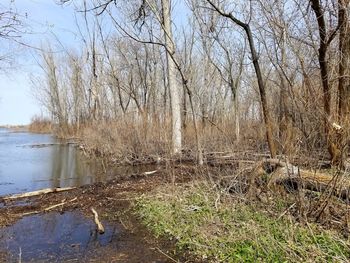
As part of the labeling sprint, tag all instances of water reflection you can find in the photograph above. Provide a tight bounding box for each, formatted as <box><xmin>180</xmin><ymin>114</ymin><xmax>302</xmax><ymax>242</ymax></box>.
<box><xmin>0</xmin><ymin>129</ymin><xmax>101</xmax><ymax>196</ymax></box>
<box><xmin>0</xmin><ymin>211</ymin><xmax>119</xmax><ymax>262</ymax></box>
<box><xmin>45</xmin><ymin>144</ymin><xmax>96</xmax><ymax>188</ymax></box>
<box><xmin>0</xmin><ymin>128</ymin><xmax>158</xmax><ymax>196</ymax></box>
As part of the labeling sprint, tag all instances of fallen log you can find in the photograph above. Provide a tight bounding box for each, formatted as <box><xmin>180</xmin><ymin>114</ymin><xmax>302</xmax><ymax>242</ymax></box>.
<box><xmin>3</xmin><ymin>187</ymin><xmax>75</xmax><ymax>200</ymax></box>
<box><xmin>261</xmin><ymin>159</ymin><xmax>350</xmax><ymax>201</ymax></box>
<box><xmin>91</xmin><ymin>208</ymin><xmax>105</xmax><ymax>234</ymax></box>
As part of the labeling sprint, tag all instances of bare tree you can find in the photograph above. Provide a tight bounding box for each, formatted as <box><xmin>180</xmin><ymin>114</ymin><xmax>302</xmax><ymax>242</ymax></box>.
<box><xmin>34</xmin><ymin>0</ymin><xmax>350</xmax><ymax>167</ymax></box>
<box><xmin>0</xmin><ymin>3</ymin><xmax>22</xmax><ymax>40</ymax></box>
<box><xmin>0</xmin><ymin>2</ymin><xmax>25</xmax><ymax>68</ymax></box>
<box><xmin>205</xmin><ymin>0</ymin><xmax>277</xmax><ymax>158</ymax></box>
<box><xmin>309</xmin><ymin>0</ymin><xmax>342</xmax><ymax>165</ymax></box>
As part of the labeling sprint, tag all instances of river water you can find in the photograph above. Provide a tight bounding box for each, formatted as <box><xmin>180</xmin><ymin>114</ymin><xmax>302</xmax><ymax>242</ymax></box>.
<box><xmin>0</xmin><ymin>129</ymin><xmax>168</xmax><ymax>262</ymax></box>
<box><xmin>0</xmin><ymin>128</ymin><xmax>104</xmax><ymax>196</ymax></box>
<box><xmin>0</xmin><ymin>128</ymin><xmax>154</xmax><ymax>197</ymax></box>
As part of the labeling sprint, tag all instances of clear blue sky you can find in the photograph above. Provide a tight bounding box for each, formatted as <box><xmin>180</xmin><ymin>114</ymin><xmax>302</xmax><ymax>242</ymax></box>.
<box><xmin>0</xmin><ymin>0</ymin><xmax>188</xmax><ymax>125</ymax></box>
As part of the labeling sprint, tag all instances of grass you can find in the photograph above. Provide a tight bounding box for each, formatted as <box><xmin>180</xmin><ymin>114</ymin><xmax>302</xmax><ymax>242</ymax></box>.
<box><xmin>135</xmin><ymin>183</ymin><xmax>350</xmax><ymax>262</ymax></box>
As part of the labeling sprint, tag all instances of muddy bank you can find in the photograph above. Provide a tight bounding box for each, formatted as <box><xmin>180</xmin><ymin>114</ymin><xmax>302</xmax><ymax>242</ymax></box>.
<box><xmin>0</xmin><ymin>165</ymin><xmax>195</xmax><ymax>262</ymax></box>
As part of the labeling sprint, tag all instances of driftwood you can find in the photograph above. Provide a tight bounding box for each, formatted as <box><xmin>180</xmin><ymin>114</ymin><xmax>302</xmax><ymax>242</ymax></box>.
<box><xmin>21</xmin><ymin>197</ymin><xmax>78</xmax><ymax>216</ymax></box>
<box><xmin>3</xmin><ymin>187</ymin><xmax>75</xmax><ymax>200</ymax></box>
<box><xmin>91</xmin><ymin>208</ymin><xmax>105</xmax><ymax>234</ymax></box>
<box><xmin>43</xmin><ymin>197</ymin><xmax>77</xmax><ymax>212</ymax></box>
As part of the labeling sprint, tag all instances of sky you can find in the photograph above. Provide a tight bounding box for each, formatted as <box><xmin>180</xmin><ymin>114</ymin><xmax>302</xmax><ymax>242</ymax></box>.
<box><xmin>0</xmin><ymin>0</ymin><xmax>189</xmax><ymax>125</ymax></box>
<box><xmin>0</xmin><ymin>0</ymin><xmax>79</xmax><ymax>125</ymax></box>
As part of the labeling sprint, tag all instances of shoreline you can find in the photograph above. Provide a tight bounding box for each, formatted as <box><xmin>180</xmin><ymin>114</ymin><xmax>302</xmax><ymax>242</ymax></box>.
<box><xmin>0</xmin><ymin>166</ymin><xmax>192</xmax><ymax>262</ymax></box>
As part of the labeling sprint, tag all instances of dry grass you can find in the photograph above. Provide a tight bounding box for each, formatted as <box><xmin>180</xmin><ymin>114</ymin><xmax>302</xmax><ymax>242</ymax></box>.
<box><xmin>28</xmin><ymin>115</ymin><xmax>53</xmax><ymax>134</ymax></box>
<box><xmin>75</xmin><ymin>117</ymin><xmax>268</xmax><ymax>164</ymax></box>
<box><xmin>44</xmin><ymin>114</ymin><xmax>330</xmax><ymax>166</ymax></box>
<box><xmin>80</xmin><ymin>118</ymin><xmax>173</xmax><ymax>164</ymax></box>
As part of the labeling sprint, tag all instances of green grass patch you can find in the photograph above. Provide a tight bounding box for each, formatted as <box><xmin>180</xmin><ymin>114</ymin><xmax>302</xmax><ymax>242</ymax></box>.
<box><xmin>134</xmin><ymin>183</ymin><xmax>350</xmax><ymax>262</ymax></box>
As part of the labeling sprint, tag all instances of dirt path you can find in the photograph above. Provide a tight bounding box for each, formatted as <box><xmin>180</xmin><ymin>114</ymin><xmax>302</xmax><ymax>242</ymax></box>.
<box><xmin>0</xmin><ymin>167</ymin><xmax>194</xmax><ymax>262</ymax></box>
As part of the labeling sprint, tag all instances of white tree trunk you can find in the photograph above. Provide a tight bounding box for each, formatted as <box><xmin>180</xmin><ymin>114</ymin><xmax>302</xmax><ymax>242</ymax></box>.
<box><xmin>162</xmin><ymin>0</ymin><xmax>182</xmax><ymax>154</ymax></box>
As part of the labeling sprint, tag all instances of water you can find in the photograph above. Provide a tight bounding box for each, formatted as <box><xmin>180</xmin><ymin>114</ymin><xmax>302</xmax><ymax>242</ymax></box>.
<box><xmin>0</xmin><ymin>128</ymin><xmax>158</xmax><ymax>197</ymax></box>
<box><xmin>0</xmin><ymin>128</ymin><xmax>101</xmax><ymax>196</ymax></box>
<box><xmin>0</xmin><ymin>128</ymin><xmax>168</xmax><ymax>262</ymax></box>
<box><xmin>0</xmin><ymin>212</ymin><xmax>118</xmax><ymax>262</ymax></box>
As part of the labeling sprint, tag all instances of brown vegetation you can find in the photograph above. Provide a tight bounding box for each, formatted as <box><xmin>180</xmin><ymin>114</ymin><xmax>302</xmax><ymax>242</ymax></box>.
<box><xmin>31</xmin><ymin>0</ymin><xmax>350</xmax><ymax>169</ymax></box>
<box><xmin>28</xmin><ymin>115</ymin><xmax>53</xmax><ymax>134</ymax></box>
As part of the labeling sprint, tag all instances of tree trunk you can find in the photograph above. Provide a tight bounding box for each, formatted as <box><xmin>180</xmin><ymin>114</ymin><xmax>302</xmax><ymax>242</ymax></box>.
<box><xmin>161</xmin><ymin>0</ymin><xmax>182</xmax><ymax>154</ymax></box>
<box><xmin>91</xmin><ymin>31</ymin><xmax>100</xmax><ymax>121</ymax></box>
<box><xmin>338</xmin><ymin>0</ymin><xmax>350</xmax><ymax>120</ymax></box>
<box><xmin>310</xmin><ymin>0</ymin><xmax>341</xmax><ymax>165</ymax></box>
<box><xmin>336</xmin><ymin>0</ymin><xmax>350</xmax><ymax>168</ymax></box>
<box><xmin>245</xmin><ymin>25</ymin><xmax>277</xmax><ymax>158</ymax></box>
